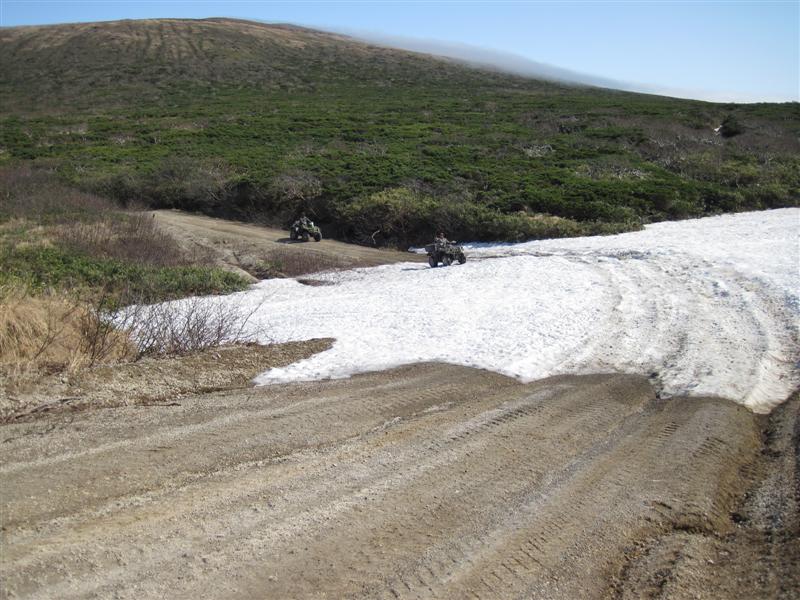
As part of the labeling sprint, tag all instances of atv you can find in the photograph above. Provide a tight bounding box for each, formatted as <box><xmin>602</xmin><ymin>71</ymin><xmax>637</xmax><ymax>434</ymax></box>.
<box><xmin>289</xmin><ymin>219</ymin><xmax>322</xmax><ymax>242</ymax></box>
<box><xmin>425</xmin><ymin>241</ymin><xmax>466</xmax><ymax>267</ymax></box>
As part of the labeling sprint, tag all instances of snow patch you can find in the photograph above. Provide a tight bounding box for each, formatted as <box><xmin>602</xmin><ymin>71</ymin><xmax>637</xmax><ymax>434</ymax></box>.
<box><xmin>177</xmin><ymin>209</ymin><xmax>800</xmax><ymax>413</ymax></box>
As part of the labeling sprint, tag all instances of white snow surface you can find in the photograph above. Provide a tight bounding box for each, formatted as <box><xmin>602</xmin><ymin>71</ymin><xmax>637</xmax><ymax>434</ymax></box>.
<box><xmin>186</xmin><ymin>209</ymin><xmax>799</xmax><ymax>413</ymax></box>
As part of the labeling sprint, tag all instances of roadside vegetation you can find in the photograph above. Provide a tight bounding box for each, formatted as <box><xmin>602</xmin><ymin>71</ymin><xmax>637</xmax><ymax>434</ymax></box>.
<box><xmin>0</xmin><ymin>165</ymin><xmax>258</xmax><ymax>405</ymax></box>
<box><xmin>1</xmin><ymin>19</ymin><xmax>797</xmax><ymax>249</ymax></box>
<box><xmin>0</xmin><ymin>165</ymin><xmax>248</xmax><ymax>301</ymax></box>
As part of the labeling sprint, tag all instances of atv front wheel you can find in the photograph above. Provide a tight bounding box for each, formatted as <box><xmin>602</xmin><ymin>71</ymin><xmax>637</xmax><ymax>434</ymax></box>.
<box><xmin>442</xmin><ymin>255</ymin><xmax>452</xmax><ymax>267</ymax></box>
<box><xmin>458</xmin><ymin>253</ymin><xmax>466</xmax><ymax>264</ymax></box>
<box><xmin>313</xmin><ymin>232</ymin><xmax>322</xmax><ymax>242</ymax></box>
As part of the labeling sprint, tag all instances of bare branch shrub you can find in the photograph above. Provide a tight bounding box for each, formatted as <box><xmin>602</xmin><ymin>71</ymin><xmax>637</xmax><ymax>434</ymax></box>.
<box><xmin>0</xmin><ymin>164</ymin><xmax>116</xmax><ymax>223</ymax></box>
<box><xmin>55</xmin><ymin>212</ymin><xmax>190</xmax><ymax>267</ymax></box>
<box><xmin>77</xmin><ymin>290</ymin><xmax>137</xmax><ymax>366</ymax></box>
<box><xmin>521</xmin><ymin>144</ymin><xmax>553</xmax><ymax>158</ymax></box>
<box><xmin>130</xmin><ymin>156</ymin><xmax>237</xmax><ymax>214</ymax></box>
<box><xmin>119</xmin><ymin>296</ymin><xmax>265</xmax><ymax>358</ymax></box>
<box><xmin>268</xmin><ymin>170</ymin><xmax>322</xmax><ymax>219</ymax></box>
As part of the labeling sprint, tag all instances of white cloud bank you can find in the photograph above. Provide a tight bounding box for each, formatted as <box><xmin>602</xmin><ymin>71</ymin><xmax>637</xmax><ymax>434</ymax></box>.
<box><xmin>341</xmin><ymin>30</ymin><xmax>798</xmax><ymax>103</ymax></box>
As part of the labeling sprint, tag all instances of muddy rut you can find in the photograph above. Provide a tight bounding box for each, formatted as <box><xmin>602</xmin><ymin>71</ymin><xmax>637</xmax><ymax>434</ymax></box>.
<box><xmin>1</xmin><ymin>365</ymin><xmax>796</xmax><ymax>599</ymax></box>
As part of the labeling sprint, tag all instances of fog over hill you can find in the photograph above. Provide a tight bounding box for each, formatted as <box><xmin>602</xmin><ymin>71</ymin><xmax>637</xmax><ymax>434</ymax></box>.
<box><xmin>337</xmin><ymin>29</ymin><xmax>796</xmax><ymax>103</ymax></box>
<box><xmin>339</xmin><ymin>30</ymin><xmax>631</xmax><ymax>89</ymax></box>
<box><xmin>321</xmin><ymin>18</ymin><xmax>800</xmax><ymax>102</ymax></box>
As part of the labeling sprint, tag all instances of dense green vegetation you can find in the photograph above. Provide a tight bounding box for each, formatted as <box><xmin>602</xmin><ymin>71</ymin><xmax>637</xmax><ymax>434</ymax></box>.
<box><xmin>0</xmin><ymin>167</ymin><xmax>250</xmax><ymax>302</ymax></box>
<box><xmin>1</xmin><ymin>19</ymin><xmax>797</xmax><ymax>247</ymax></box>
<box><xmin>0</xmin><ymin>245</ymin><xmax>247</xmax><ymax>302</ymax></box>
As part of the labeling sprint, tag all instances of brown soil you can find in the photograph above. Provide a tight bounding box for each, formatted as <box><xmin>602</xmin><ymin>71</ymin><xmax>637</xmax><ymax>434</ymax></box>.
<box><xmin>1</xmin><ymin>365</ymin><xmax>796</xmax><ymax>599</ymax></box>
<box><xmin>0</xmin><ymin>339</ymin><xmax>332</xmax><ymax>423</ymax></box>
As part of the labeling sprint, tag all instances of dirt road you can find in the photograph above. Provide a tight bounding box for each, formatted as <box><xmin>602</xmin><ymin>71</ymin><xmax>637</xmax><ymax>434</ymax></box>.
<box><xmin>152</xmin><ymin>210</ymin><xmax>424</xmax><ymax>281</ymax></box>
<box><xmin>2</xmin><ymin>365</ymin><xmax>796</xmax><ymax>599</ymax></box>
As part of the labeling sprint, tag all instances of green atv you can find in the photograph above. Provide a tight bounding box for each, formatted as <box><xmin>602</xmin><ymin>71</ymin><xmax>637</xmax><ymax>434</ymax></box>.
<box><xmin>289</xmin><ymin>219</ymin><xmax>322</xmax><ymax>242</ymax></box>
<box><xmin>425</xmin><ymin>241</ymin><xmax>466</xmax><ymax>267</ymax></box>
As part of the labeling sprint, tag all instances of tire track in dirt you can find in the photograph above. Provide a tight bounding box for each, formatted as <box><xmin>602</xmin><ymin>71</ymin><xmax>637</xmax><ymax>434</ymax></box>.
<box><xmin>151</xmin><ymin>209</ymin><xmax>424</xmax><ymax>281</ymax></box>
<box><xmin>1</xmin><ymin>365</ymin><xmax>775</xmax><ymax>599</ymax></box>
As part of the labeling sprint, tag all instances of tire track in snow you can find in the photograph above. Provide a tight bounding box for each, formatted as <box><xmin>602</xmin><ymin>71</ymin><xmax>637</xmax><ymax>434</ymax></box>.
<box><xmin>150</xmin><ymin>209</ymin><xmax>798</xmax><ymax>412</ymax></box>
<box><xmin>550</xmin><ymin>246</ymin><xmax>799</xmax><ymax>411</ymax></box>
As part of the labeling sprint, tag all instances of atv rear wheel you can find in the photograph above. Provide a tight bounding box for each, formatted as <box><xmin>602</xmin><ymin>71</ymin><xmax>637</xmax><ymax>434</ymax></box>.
<box><xmin>428</xmin><ymin>255</ymin><xmax>437</xmax><ymax>268</ymax></box>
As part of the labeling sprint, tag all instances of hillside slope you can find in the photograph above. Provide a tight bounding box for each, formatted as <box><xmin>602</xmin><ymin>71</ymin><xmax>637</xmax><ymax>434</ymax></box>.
<box><xmin>0</xmin><ymin>18</ymin><xmax>554</xmax><ymax>110</ymax></box>
<box><xmin>1</xmin><ymin>18</ymin><xmax>798</xmax><ymax>246</ymax></box>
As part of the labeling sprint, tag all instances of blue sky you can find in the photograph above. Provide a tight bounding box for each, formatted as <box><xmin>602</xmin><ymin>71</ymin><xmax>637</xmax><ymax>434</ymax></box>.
<box><xmin>1</xmin><ymin>1</ymin><xmax>797</xmax><ymax>102</ymax></box>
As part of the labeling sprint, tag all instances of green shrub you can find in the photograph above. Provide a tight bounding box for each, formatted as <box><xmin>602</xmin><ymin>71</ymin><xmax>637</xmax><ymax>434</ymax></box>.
<box><xmin>741</xmin><ymin>184</ymin><xmax>799</xmax><ymax>209</ymax></box>
<box><xmin>338</xmin><ymin>187</ymin><xmax>437</xmax><ymax>246</ymax></box>
<box><xmin>719</xmin><ymin>114</ymin><xmax>745</xmax><ymax>138</ymax></box>
<box><xmin>702</xmin><ymin>188</ymin><xmax>745</xmax><ymax>213</ymax></box>
<box><xmin>335</xmin><ymin>186</ymin><xmax>631</xmax><ymax>247</ymax></box>
<box><xmin>0</xmin><ymin>245</ymin><xmax>249</xmax><ymax>302</ymax></box>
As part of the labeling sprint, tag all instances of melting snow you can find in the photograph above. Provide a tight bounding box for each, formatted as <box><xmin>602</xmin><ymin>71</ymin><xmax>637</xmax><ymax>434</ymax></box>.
<box><xmin>178</xmin><ymin>209</ymin><xmax>800</xmax><ymax>413</ymax></box>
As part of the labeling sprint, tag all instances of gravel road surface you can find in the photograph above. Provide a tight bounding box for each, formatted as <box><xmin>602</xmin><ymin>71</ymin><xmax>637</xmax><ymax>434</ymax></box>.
<box><xmin>2</xmin><ymin>365</ymin><xmax>796</xmax><ymax>599</ymax></box>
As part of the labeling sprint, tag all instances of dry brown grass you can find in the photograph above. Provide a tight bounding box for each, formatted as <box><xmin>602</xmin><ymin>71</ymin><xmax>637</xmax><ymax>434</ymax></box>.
<box><xmin>270</xmin><ymin>247</ymin><xmax>355</xmax><ymax>277</ymax></box>
<box><xmin>2</xmin><ymin>165</ymin><xmax>221</xmax><ymax>274</ymax></box>
<box><xmin>0</xmin><ymin>281</ymin><xmax>267</xmax><ymax>400</ymax></box>
<box><xmin>0</xmin><ymin>166</ymin><xmax>263</xmax><ymax>402</ymax></box>
<box><xmin>0</xmin><ymin>285</ymin><xmax>135</xmax><ymax>393</ymax></box>
<box><xmin>0</xmin><ymin>282</ymin><xmax>274</xmax><ymax>421</ymax></box>
<box><xmin>0</xmin><ymin>164</ymin><xmax>114</xmax><ymax>222</ymax></box>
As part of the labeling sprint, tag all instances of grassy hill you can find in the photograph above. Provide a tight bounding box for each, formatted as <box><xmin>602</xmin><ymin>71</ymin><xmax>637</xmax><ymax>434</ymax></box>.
<box><xmin>1</xmin><ymin>18</ymin><xmax>798</xmax><ymax>246</ymax></box>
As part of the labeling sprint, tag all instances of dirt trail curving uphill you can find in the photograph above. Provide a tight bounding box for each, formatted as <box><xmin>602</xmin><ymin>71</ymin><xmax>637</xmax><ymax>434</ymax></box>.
<box><xmin>152</xmin><ymin>210</ymin><xmax>424</xmax><ymax>281</ymax></box>
<box><xmin>2</xmin><ymin>365</ymin><xmax>795</xmax><ymax>599</ymax></box>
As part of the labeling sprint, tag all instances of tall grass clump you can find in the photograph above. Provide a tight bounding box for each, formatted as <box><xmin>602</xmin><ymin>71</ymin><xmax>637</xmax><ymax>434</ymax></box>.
<box><xmin>0</xmin><ymin>284</ymin><xmax>135</xmax><ymax>389</ymax></box>
<box><xmin>0</xmin><ymin>283</ymin><xmax>263</xmax><ymax>402</ymax></box>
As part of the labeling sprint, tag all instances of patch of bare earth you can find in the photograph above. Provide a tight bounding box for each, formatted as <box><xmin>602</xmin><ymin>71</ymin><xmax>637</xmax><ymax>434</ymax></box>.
<box><xmin>1</xmin><ymin>365</ymin><xmax>796</xmax><ymax>599</ymax></box>
<box><xmin>613</xmin><ymin>391</ymin><xmax>799</xmax><ymax>600</ymax></box>
<box><xmin>1</xmin><ymin>339</ymin><xmax>332</xmax><ymax>422</ymax></box>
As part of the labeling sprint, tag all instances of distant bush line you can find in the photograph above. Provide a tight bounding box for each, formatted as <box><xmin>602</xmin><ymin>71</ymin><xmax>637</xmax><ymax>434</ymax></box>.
<box><xmin>3</xmin><ymin>84</ymin><xmax>797</xmax><ymax>248</ymax></box>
